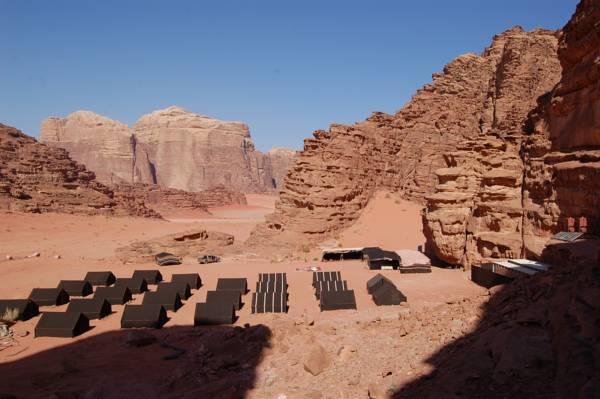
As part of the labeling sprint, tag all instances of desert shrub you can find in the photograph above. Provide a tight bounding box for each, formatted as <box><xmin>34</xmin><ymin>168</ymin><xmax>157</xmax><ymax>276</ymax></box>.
<box><xmin>1</xmin><ymin>307</ymin><xmax>19</xmax><ymax>323</ymax></box>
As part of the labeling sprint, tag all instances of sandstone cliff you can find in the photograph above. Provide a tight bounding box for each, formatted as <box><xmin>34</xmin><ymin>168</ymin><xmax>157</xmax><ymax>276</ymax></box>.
<box><xmin>267</xmin><ymin>147</ymin><xmax>298</xmax><ymax>190</ymax></box>
<box><xmin>0</xmin><ymin>124</ymin><xmax>159</xmax><ymax>217</ymax></box>
<box><xmin>248</xmin><ymin>27</ymin><xmax>561</xmax><ymax>251</ymax></box>
<box><xmin>521</xmin><ymin>0</ymin><xmax>600</xmax><ymax>257</ymax></box>
<box><xmin>40</xmin><ymin>107</ymin><xmax>296</xmax><ymax>193</ymax></box>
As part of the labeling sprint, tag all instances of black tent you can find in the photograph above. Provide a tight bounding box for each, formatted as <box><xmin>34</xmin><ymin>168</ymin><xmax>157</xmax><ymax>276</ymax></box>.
<box><xmin>67</xmin><ymin>298</ymin><xmax>112</xmax><ymax>319</ymax></box>
<box><xmin>362</xmin><ymin>247</ymin><xmax>401</xmax><ymax>270</ymax></box>
<box><xmin>314</xmin><ymin>280</ymin><xmax>348</xmax><ymax>300</ymax></box>
<box><xmin>84</xmin><ymin>271</ymin><xmax>116</xmax><ymax>286</ymax></box>
<box><xmin>29</xmin><ymin>288</ymin><xmax>70</xmax><ymax>306</ymax></box>
<box><xmin>251</xmin><ymin>292</ymin><xmax>288</xmax><ymax>313</ymax></box>
<box><xmin>132</xmin><ymin>270</ymin><xmax>163</xmax><ymax>285</ymax></box>
<box><xmin>194</xmin><ymin>302</ymin><xmax>235</xmax><ymax>325</ymax></box>
<box><xmin>312</xmin><ymin>271</ymin><xmax>341</xmax><ymax>287</ymax></box>
<box><xmin>0</xmin><ymin>299</ymin><xmax>39</xmax><ymax>321</ymax></box>
<box><xmin>321</xmin><ymin>248</ymin><xmax>364</xmax><ymax>261</ymax></box>
<box><xmin>142</xmin><ymin>291</ymin><xmax>183</xmax><ymax>312</ymax></box>
<box><xmin>34</xmin><ymin>312</ymin><xmax>89</xmax><ymax>338</ymax></box>
<box><xmin>114</xmin><ymin>277</ymin><xmax>149</xmax><ymax>294</ymax></box>
<box><xmin>216</xmin><ymin>278</ymin><xmax>248</xmax><ymax>294</ymax></box>
<box><xmin>206</xmin><ymin>290</ymin><xmax>242</xmax><ymax>311</ymax></box>
<box><xmin>320</xmin><ymin>290</ymin><xmax>357</xmax><ymax>311</ymax></box>
<box><xmin>94</xmin><ymin>286</ymin><xmax>132</xmax><ymax>305</ymax></box>
<box><xmin>171</xmin><ymin>273</ymin><xmax>202</xmax><ymax>290</ymax></box>
<box><xmin>121</xmin><ymin>304</ymin><xmax>168</xmax><ymax>328</ymax></box>
<box><xmin>366</xmin><ymin>273</ymin><xmax>389</xmax><ymax>294</ymax></box>
<box><xmin>157</xmin><ymin>282</ymin><xmax>192</xmax><ymax>300</ymax></box>
<box><xmin>371</xmin><ymin>284</ymin><xmax>407</xmax><ymax>306</ymax></box>
<box><xmin>57</xmin><ymin>280</ymin><xmax>94</xmax><ymax>297</ymax></box>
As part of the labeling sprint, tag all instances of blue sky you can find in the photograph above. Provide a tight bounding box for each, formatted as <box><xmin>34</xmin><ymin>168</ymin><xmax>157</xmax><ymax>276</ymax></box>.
<box><xmin>0</xmin><ymin>0</ymin><xmax>577</xmax><ymax>151</ymax></box>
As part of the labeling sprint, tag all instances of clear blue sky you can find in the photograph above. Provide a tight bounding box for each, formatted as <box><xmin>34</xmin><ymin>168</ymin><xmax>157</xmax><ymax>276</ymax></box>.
<box><xmin>0</xmin><ymin>0</ymin><xmax>577</xmax><ymax>151</ymax></box>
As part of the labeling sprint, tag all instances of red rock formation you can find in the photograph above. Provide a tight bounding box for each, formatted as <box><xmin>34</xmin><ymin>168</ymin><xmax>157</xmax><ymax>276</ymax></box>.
<box><xmin>112</xmin><ymin>183</ymin><xmax>247</xmax><ymax>214</ymax></box>
<box><xmin>40</xmin><ymin>107</ymin><xmax>297</xmax><ymax>193</ymax></box>
<box><xmin>522</xmin><ymin>0</ymin><xmax>600</xmax><ymax>257</ymax></box>
<box><xmin>249</xmin><ymin>28</ymin><xmax>561</xmax><ymax>251</ymax></box>
<box><xmin>0</xmin><ymin>124</ymin><xmax>159</xmax><ymax>217</ymax></box>
<box><xmin>266</xmin><ymin>147</ymin><xmax>298</xmax><ymax>190</ymax></box>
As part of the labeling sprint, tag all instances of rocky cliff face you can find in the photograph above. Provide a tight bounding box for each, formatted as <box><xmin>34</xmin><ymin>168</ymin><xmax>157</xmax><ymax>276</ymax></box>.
<box><xmin>40</xmin><ymin>111</ymin><xmax>154</xmax><ymax>185</ymax></box>
<box><xmin>40</xmin><ymin>107</ymin><xmax>296</xmax><ymax>193</ymax></box>
<box><xmin>249</xmin><ymin>27</ymin><xmax>561</xmax><ymax>251</ymax></box>
<box><xmin>112</xmin><ymin>183</ymin><xmax>247</xmax><ymax>214</ymax></box>
<box><xmin>266</xmin><ymin>147</ymin><xmax>298</xmax><ymax>190</ymax></box>
<box><xmin>522</xmin><ymin>0</ymin><xmax>600</xmax><ymax>258</ymax></box>
<box><xmin>0</xmin><ymin>124</ymin><xmax>159</xmax><ymax>217</ymax></box>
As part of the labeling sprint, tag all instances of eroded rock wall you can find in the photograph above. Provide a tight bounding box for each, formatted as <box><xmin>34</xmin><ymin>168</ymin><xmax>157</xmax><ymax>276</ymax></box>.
<box><xmin>249</xmin><ymin>28</ymin><xmax>561</xmax><ymax>251</ymax></box>
<box><xmin>41</xmin><ymin>107</ymin><xmax>297</xmax><ymax>194</ymax></box>
<box><xmin>522</xmin><ymin>0</ymin><xmax>600</xmax><ymax>257</ymax></box>
<box><xmin>0</xmin><ymin>124</ymin><xmax>159</xmax><ymax>217</ymax></box>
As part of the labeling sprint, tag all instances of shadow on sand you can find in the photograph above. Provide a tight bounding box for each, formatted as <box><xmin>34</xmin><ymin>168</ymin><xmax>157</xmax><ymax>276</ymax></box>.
<box><xmin>392</xmin><ymin>251</ymin><xmax>599</xmax><ymax>399</ymax></box>
<box><xmin>0</xmin><ymin>324</ymin><xmax>272</xmax><ymax>399</ymax></box>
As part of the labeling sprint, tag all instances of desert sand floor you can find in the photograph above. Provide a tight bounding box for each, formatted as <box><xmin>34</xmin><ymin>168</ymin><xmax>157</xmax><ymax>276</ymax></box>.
<box><xmin>0</xmin><ymin>192</ymin><xmax>487</xmax><ymax>398</ymax></box>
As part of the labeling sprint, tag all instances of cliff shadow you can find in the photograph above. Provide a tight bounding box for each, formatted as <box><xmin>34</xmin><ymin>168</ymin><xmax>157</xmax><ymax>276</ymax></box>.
<box><xmin>391</xmin><ymin>260</ymin><xmax>600</xmax><ymax>399</ymax></box>
<box><xmin>0</xmin><ymin>324</ymin><xmax>272</xmax><ymax>399</ymax></box>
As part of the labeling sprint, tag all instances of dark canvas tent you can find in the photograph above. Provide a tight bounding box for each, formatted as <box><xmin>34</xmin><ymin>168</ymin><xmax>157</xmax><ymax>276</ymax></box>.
<box><xmin>34</xmin><ymin>312</ymin><xmax>89</xmax><ymax>338</ymax></box>
<box><xmin>314</xmin><ymin>280</ymin><xmax>348</xmax><ymax>300</ymax></box>
<box><xmin>114</xmin><ymin>277</ymin><xmax>149</xmax><ymax>294</ymax></box>
<box><xmin>171</xmin><ymin>273</ymin><xmax>202</xmax><ymax>290</ymax></box>
<box><xmin>142</xmin><ymin>291</ymin><xmax>183</xmax><ymax>312</ymax></box>
<box><xmin>0</xmin><ymin>299</ymin><xmax>39</xmax><ymax>321</ymax></box>
<box><xmin>256</xmin><ymin>273</ymin><xmax>287</xmax><ymax>293</ymax></box>
<box><xmin>320</xmin><ymin>290</ymin><xmax>357</xmax><ymax>311</ymax></box>
<box><xmin>206</xmin><ymin>290</ymin><xmax>242</xmax><ymax>311</ymax></box>
<box><xmin>194</xmin><ymin>302</ymin><xmax>235</xmax><ymax>325</ymax></box>
<box><xmin>121</xmin><ymin>304</ymin><xmax>168</xmax><ymax>328</ymax></box>
<box><xmin>371</xmin><ymin>284</ymin><xmax>406</xmax><ymax>306</ymax></box>
<box><xmin>57</xmin><ymin>280</ymin><xmax>94</xmax><ymax>297</ymax></box>
<box><xmin>67</xmin><ymin>298</ymin><xmax>112</xmax><ymax>319</ymax></box>
<box><xmin>321</xmin><ymin>248</ymin><xmax>364</xmax><ymax>261</ymax></box>
<box><xmin>362</xmin><ymin>247</ymin><xmax>401</xmax><ymax>270</ymax></box>
<box><xmin>94</xmin><ymin>286</ymin><xmax>132</xmax><ymax>305</ymax></box>
<box><xmin>29</xmin><ymin>288</ymin><xmax>70</xmax><ymax>306</ymax></box>
<box><xmin>157</xmin><ymin>282</ymin><xmax>192</xmax><ymax>300</ymax></box>
<box><xmin>132</xmin><ymin>270</ymin><xmax>163</xmax><ymax>285</ymax></box>
<box><xmin>312</xmin><ymin>271</ymin><xmax>341</xmax><ymax>287</ymax></box>
<box><xmin>216</xmin><ymin>278</ymin><xmax>248</xmax><ymax>294</ymax></box>
<box><xmin>84</xmin><ymin>271</ymin><xmax>116</xmax><ymax>286</ymax></box>
<box><xmin>366</xmin><ymin>274</ymin><xmax>389</xmax><ymax>294</ymax></box>
<box><xmin>251</xmin><ymin>292</ymin><xmax>288</xmax><ymax>313</ymax></box>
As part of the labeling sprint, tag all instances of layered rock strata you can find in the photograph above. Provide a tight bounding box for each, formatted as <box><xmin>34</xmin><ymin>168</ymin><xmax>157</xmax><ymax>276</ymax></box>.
<box><xmin>115</xmin><ymin>229</ymin><xmax>235</xmax><ymax>263</ymax></box>
<box><xmin>0</xmin><ymin>124</ymin><xmax>159</xmax><ymax>217</ymax></box>
<box><xmin>112</xmin><ymin>183</ymin><xmax>247</xmax><ymax>214</ymax></box>
<box><xmin>40</xmin><ymin>107</ymin><xmax>296</xmax><ymax>193</ymax></box>
<box><xmin>426</xmin><ymin>0</ymin><xmax>600</xmax><ymax>266</ymax></box>
<box><xmin>249</xmin><ymin>27</ymin><xmax>561</xmax><ymax>251</ymax></box>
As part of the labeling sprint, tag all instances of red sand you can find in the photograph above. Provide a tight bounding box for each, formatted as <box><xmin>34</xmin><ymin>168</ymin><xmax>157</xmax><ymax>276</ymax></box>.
<box><xmin>0</xmin><ymin>192</ymin><xmax>486</xmax><ymax>397</ymax></box>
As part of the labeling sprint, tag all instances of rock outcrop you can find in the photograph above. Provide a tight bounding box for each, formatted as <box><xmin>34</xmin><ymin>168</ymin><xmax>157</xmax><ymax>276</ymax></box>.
<box><xmin>266</xmin><ymin>147</ymin><xmax>298</xmax><ymax>190</ymax></box>
<box><xmin>40</xmin><ymin>111</ymin><xmax>154</xmax><ymax>185</ymax></box>
<box><xmin>41</xmin><ymin>107</ymin><xmax>296</xmax><ymax>193</ymax></box>
<box><xmin>425</xmin><ymin>0</ymin><xmax>600</xmax><ymax>267</ymax></box>
<box><xmin>249</xmin><ymin>27</ymin><xmax>561</xmax><ymax>251</ymax></box>
<box><xmin>521</xmin><ymin>0</ymin><xmax>600</xmax><ymax>257</ymax></box>
<box><xmin>115</xmin><ymin>229</ymin><xmax>235</xmax><ymax>263</ymax></box>
<box><xmin>112</xmin><ymin>183</ymin><xmax>247</xmax><ymax>214</ymax></box>
<box><xmin>0</xmin><ymin>124</ymin><xmax>159</xmax><ymax>217</ymax></box>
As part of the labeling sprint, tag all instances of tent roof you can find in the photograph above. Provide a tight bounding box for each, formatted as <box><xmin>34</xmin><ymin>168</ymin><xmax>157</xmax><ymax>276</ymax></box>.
<box><xmin>321</xmin><ymin>247</ymin><xmax>364</xmax><ymax>254</ymax></box>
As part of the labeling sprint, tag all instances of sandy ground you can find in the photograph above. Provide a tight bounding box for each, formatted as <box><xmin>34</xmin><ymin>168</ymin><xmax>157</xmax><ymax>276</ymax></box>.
<box><xmin>0</xmin><ymin>192</ymin><xmax>487</xmax><ymax>398</ymax></box>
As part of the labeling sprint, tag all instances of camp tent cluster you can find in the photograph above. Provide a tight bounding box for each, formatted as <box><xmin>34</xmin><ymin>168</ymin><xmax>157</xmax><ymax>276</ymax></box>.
<box><xmin>312</xmin><ymin>271</ymin><xmax>357</xmax><ymax>311</ymax></box>
<box><xmin>321</xmin><ymin>247</ymin><xmax>432</xmax><ymax>273</ymax></box>
<box><xmin>194</xmin><ymin>277</ymin><xmax>247</xmax><ymax>325</ymax></box>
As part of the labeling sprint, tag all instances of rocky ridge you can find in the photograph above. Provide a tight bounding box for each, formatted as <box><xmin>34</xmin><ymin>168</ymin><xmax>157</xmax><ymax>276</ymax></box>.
<box><xmin>249</xmin><ymin>27</ymin><xmax>561</xmax><ymax>252</ymax></box>
<box><xmin>0</xmin><ymin>124</ymin><xmax>159</xmax><ymax>217</ymax></box>
<box><xmin>41</xmin><ymin>106</ymin><xmax>296</xmax><ymax>193</ymax></box>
